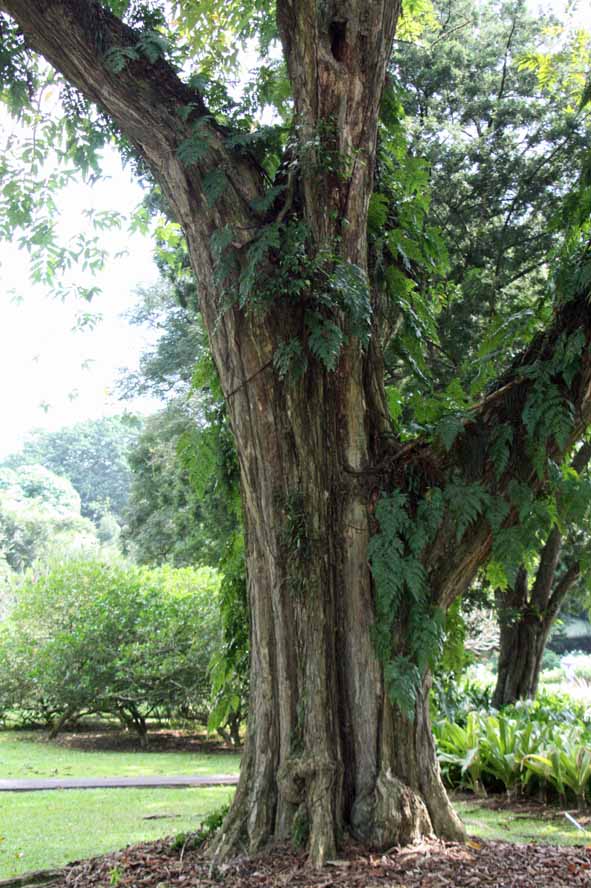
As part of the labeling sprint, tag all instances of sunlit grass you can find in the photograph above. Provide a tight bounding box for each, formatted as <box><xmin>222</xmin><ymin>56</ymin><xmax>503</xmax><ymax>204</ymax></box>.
<box><xmin>0</xmin><ymin>786</ymin><xmax>234</xmax><ymax>880</ymax></box>
<box><xmin>0</xmin><ymin>730</ymin><xmax>241</xmax><ymax>780</ymax></box>
<box><xmin>455</xmin><ymin>800</ymin><xmax>591</xmax><ymax>846</ymax></box>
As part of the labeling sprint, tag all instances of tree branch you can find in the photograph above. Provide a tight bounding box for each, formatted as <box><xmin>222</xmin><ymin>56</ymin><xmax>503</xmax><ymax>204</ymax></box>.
<box><xmin>547</xmin><ymin>560</ymin><xmax>581</xmax><ymax>619</ymax></box>
<box><xmin>422</xmin><ymin>289</ymin><xmax>591</xmax><ymax>608</ymax></box>
<box><xmin>530</xmin><ymin>526</ymin><xmax>562</xmax><ymax>613</ymax></box>
<box><xmin>0</xmin><ymin>0</ymin><xmax>265</xmax><ymax>276</ymax></box>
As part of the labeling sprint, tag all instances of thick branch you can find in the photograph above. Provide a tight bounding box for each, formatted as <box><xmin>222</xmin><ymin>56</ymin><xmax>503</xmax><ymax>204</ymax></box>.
<box><xmin>530</xmin><ymin>440</ymin><xmax>591</xmax><ymax>612</ymax></box>
<box><xmin>0</xmin><ymin>0</ymin><xmax>282</xmax><ymax>427</ymax></box>
<box><xmin>276</xmin><ymin>0</ymin><xmax>401</xmax><ymax>259</ymax></box>
<box><xmin>546</xmin><ymin>560</ymin><xmax>581</xmax><ymax>623</ymax></box>
<box><xmin>421</xmin><ymin>290</ymin><xmax>591</xmax><ymax>607</ymax></box>
<box><xmin>530</xmin><ymin>526</ymin><xmax>562</xmax><ymax>613</ymax></box>
<box><xmin>571</xmin><ymin>439</ymin><xmax>591</xmax><ymax>473</ymax></box>
<box><xmin>0</xmin><ymin>0</ymin><xmax>265</xmax><ymax>277</ymax></box>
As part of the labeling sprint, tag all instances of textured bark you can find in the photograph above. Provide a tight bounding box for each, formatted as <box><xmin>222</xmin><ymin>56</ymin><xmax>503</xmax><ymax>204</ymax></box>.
<box><xmin>209</xmin><ymin>362</ymin><xmax>465</xmax><ymax>863</ymax></box>
<box><xmin>492</xmin><ymin>442</ymin><xmax>591</xmax><ymax>708</ymax></box>
<box><xmin>4</xmin><ymin>0</ymin><xmax>591</xmax><ymax>868</ymax></box>
<box><xmin>493</xmin><ymin>558</ymin><xmax>581</xmax><ymax>708</ymax></box>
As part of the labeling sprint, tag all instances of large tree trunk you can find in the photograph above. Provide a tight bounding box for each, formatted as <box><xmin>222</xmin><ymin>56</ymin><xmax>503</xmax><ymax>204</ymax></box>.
<box><xmin>209</xmin><ymin>348</ymin><xmax>464</xmax><ymax>863</ymax></box>
<box><xmin>205</xmin><ymin>0</ymin><xmax>464</xmax><ymax>861</ymax></box>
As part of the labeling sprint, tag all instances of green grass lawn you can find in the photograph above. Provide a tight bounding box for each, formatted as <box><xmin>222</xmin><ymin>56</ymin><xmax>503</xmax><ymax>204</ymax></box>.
<box><xmin>0</xmin><ymin>731</ymin><xmax>241</xmax><ymax>780</ymax></box>
<box><xmin>0</xmin><ymin>786</ymin><xmax>235</xmax><ymax>880</ymax></box>
<box><xmin>455</xmin><ymin>800</ymin><xmax>591</xmax><ymax>846</ymax></box>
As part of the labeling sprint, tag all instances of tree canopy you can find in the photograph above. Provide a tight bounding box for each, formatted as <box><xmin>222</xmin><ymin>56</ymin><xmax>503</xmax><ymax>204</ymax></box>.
<box><xmin>2</xmin><ymin>416</ymin><xmax>142</xmax><ymax>523</ymax></box>
<box><xmin>0</xmin><ymin>463</ymin><xmax>96</xmax><ymax>571</ymax></box>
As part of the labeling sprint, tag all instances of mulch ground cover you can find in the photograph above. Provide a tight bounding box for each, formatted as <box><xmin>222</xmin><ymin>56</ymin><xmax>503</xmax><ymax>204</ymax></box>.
<box><xmin>51</xmin><ymin>729</ymin><xmax>234</xmax><ymax>755</ymax></box>
<box><xmin>40</xmin><ymin>834</ymin><xmax>591</xmax><ymax>888</ymax></box>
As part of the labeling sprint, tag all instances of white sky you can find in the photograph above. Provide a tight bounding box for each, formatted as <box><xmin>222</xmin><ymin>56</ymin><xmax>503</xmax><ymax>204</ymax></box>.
<box><xmin>0</xmin><ymin>0</ymin><xmax>589</xmax><ymax>460</ymax></box>
<box><xmin>0</xmin><ymin>148</ymin><xmax>160</xmax><ymax>458</ymax></box>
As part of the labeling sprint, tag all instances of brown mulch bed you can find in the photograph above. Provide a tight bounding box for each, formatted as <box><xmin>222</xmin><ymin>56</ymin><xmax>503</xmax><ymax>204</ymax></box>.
<box><xmin>49</xmin><ymin>729</ymin><xmax>236</xmax><ymax>755</ymax></box>
<box><xmin>40</xmin><ymin>836</ymin><xmax>591</xmax><ymax>888</ymax></box>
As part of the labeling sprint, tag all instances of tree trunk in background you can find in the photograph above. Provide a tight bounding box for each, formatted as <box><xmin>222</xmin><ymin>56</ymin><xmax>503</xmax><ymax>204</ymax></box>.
<box><xmin>493</xmin><ymin>569</ymin><xmax>551</xmax><ymax>707</ymax></box>
<box><xmin>492</xmin><ymin>442</ymin><xmax>591</xmax><ymax>708</ymax></box>
<box><xmin>493</xmin><ymin>553</ymin><xmax>581</xmax><ymax>709</ymax></box>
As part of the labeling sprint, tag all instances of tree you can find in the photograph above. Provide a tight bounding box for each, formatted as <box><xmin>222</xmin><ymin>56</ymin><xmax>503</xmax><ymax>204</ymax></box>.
<box><xmin>391</xmin><ymin>0</ymin><xmax>591</xmax><ymax>391</ymax></box>
<box><xmin>120</xmin><ymin>279</ymin><xmax>249</xmax><ymax>737</ymax></box>
<box><xmin>0</xmin><ymin>464</ymin><xmax>96</xmax><ymax>570</ymax></box>
<box><xmin>2</xmin><ymin>0</ymin><xmax>591</xmax><ymax>865</ymax></box>
<box><xmin>2</xmin><ymin>416</ymin><xmax>142</xmax><ymax>524</ymax></box>
<box><xmin>120</xmin><ymin>282</ymin><xmax>240</xmax><ymax>568</ymax></box>
<box><xmin>0</xmin><ymin>557</ymin><xmax>14</xmax><ymax>618</ymax></box>
<box><xmin>0</xmin><ymin>557</ymin><xmax>222</xmax><ymax>743</ymax></box>
<box><xmin>492</xmin><ymin>442</ymin><xmax>591</xmax><ymax>707</ymax></box>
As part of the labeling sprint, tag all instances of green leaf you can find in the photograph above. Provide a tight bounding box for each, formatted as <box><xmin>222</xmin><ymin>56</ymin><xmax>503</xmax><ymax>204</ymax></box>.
<box><xmin>384</xmin><ymin>657</ymin><xmax>421</xmax><ymax>720</ymax></box>
<box><xmin>435</xmin><ymin>414</ymin><xmax>464</xmax><ymax>452</ymax></box>
<box><xmin>177</xmin><ymin>119</ymin><xmax>213</xmax><ymax>167</ymax></box>
<box><xmin>250</xmin><ymin>184</ymin><xmax>286</xmax><ymax>214</ymax></box>
<box><xmin>579</xmin><ymin>76</ymin><xmax>591</xmax><ymax>110</ymax></box>
<box><xmin>489</xmin><ymin>425</ymin><xmax>513</xmax><ymax>480</ymax></box>
<box><xmin>103</xmin><ymin>45</ymin><xmax>139</xmax><ymax>74</ymax></box>
<box><xmin>368</xmin><ymin>192</ymin><xmax>389</xmax><ymax>232</ymax></box>
<box><xmin>137</xmin><ymin>31</ymin><xmax>170</xmax><ymax>64</ymax></box>
<box><xmin>306</xmin><ymin>313</ymin><xmax>344</xmax><ymax>371</ymax></box>
<box><xmin>202</xmin><ymin>169</ymin><xmax>229</xmax><ymax>207</ymax></box>
<box><xmin>273</xmin><ymin>338</ymin><xmax>307</xmax><ymax>380</ymax></box>
<box><xmin>445</xmin><ymin>478</ymin><xmax>490</xmax><ymax>542</ymax></box>
<box><xmin>330</xmin><ymin>262</ymin><xmax>372</xmax><ymax>345</ymax></box>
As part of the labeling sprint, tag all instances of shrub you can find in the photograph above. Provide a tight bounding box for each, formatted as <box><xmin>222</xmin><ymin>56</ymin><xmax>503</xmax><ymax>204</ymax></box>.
<box><xmin>539</xmin><ymin>667</ymin><xmax>565</xmax><ymax>684</ymax></box>
<box><xmin>524</xmin><ymin>731</ymin><xmax>591</xmax><ymax>804</ymax></box>
<box><xmin>434</xmin><ymin>695</ymin><xmax>591</xmax><ymax>803</ymax></box>
<box><xmin>436</xmin><ymin>712</ymin><xmax>484</xmax><ymax>793</ymax></box>
<box><xmin>431</xmin><ymin>677</ymin><xmax>492</xmax><ymax>726</ymax></box>
<box><xmin>0</xmin><ymin>557</ymin><xmax>242</xmax><ymax>743</ymax></box>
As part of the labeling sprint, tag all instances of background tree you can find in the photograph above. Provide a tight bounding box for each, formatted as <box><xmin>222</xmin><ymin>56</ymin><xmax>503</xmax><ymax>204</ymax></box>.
<box><xmin>2</xmin><ymin>416</ymin><xmax>142</xmax><ymax>524</ymax></box>
<box><xmin>390</xmin><ymin>0</ymin><xmax>591</xmax><ymax>394</ymax></box>
<box><xmin>120</xmin><ymin>281</ymin><xmax>241</xmax><ymax>568</ymax></box>
<box><xmin>492</xmin><ymin>443</ymin><xmax>591</xmax><ymax>707</ymax></box>
<box><xmin>2</xmin><ymin>0</ymin><xmax>591</xmax><ymax>865</ymax></box>
<box><xmin>119</xmin><ymin>279</ymin><xmax>250</xmax><ymax>735</ymax></box>
<box><xmin>0</xmin><ymin>464</ymin><xmax>96</xmax><ymax>570</ymax></box>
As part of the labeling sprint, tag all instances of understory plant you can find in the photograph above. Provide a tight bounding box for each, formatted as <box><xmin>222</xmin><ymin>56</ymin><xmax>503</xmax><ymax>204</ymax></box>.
<box><xmin>433</xmin><ymin>696</ymin><xmax>591</xmax><ymax>803</ymax></box>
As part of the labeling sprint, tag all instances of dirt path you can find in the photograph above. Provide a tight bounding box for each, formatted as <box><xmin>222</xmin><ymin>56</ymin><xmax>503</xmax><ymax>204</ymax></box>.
<box><xmin>0</xmin><ymin>775</ymin><xmax>238</xmax><ymax>792</ymax></box>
